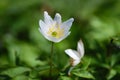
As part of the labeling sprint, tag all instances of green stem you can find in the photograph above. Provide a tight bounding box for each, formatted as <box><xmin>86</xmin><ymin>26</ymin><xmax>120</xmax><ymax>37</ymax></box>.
<box><xmin>50</xmin><ymin>42</ymin><xmax>54</xmax><ymax>79</ymax></box>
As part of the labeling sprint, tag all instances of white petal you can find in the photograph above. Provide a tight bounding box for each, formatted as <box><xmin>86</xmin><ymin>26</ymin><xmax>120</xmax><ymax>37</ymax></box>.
<box><xmin>45</xmin><ymin>36</ymin><xmax>61</xmax><ymax>43</ymax></box>
<box><xmin>38</xmin><ymin>28</ymin><xmax>47</xmax><ymax>37</ymax></box>
<box><xmin>54</xmin><ymin>13</ymin><xmax>61</xmax><ymax>24</ymax></box>
<box><xmin>46</xmin><ymin>31</ymin><xmax>71</xmax><ymax>43</ymax></box>
<box><xmin>61</xmin><ymin>18</ymin><xmax>74</xmax><ymax>31</ymax></box>
<box><xmin>56</xmin><ymin>32</ymin><xmax>70</xmax><ymax>42</ymax></box>
<box><xmin>44</xmin><ymin>11</ymin><xmax>53</xmax><ymax>24</ymax></box>
<box><xmin>39</xmin><ymin>20</ymin><xmax>47</xmax><ymax>30</ymax></box>
<box><xmin>39</xmin><ymin>28</ymin><xmax>69</xmax><ymax>43</ymax></box>
<box><xmin>77</xmin><ymin>39</ymin><xmax>84</xmax><ymax>58</ymax></box>
<box><xmin>65</xmin><ymin>49</ymin><xmax>80</xmax><ymax>60</ymax></box>
<box><xmin>38</xmin><ymin>29</ymin><xmax>62</xmax><ymax>43</ymax></box>
<box><xmin>38</xmin><ymin>28</ymin><xmax>54</xmax><ymax>42</ymax></box>
<box><xmin>73</xmin><ymin>59</ymin><xmax>81</xmax><ymax>66</ymax></box>
<box><xmin>46</xmin><ymin>34</ymin><xmax>67</xmax><ymax>43</ymax></box>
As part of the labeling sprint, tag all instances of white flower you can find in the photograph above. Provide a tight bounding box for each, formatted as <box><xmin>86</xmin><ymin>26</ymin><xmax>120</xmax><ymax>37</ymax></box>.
<box><xmin>39</xmin><ymin>11</ymin><xmax>74</xmax><ymax>43</ymax></box>
<box><xmin>65</xmin><ymin>39</ymin><xmax>84</xmax><ymax>75</ymax></box>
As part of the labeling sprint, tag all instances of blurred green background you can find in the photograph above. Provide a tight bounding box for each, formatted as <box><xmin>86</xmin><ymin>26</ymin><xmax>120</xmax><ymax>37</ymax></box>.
<box><xmin>0</xmin><ymin>0</ymin><xmax>120</xmax><ymax>80</ymax></box>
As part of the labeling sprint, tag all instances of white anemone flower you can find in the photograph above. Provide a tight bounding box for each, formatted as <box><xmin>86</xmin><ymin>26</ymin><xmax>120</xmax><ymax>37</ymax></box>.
<box><xmin>39</xmin><ymin>11</ymin><xmax>74</xmax><ymax>43</ymax></box>
<box><xmin>65</xmin><ymin>39</ymin><xmax>84</xmax><ymax>75</ymax></box>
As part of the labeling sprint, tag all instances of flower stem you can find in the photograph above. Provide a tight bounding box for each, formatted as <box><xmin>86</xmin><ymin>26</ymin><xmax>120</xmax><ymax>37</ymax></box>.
<box><xmin>50</xmin><ymin>42</ymin><xmax>54</xmax><ymax>79</ymax></box>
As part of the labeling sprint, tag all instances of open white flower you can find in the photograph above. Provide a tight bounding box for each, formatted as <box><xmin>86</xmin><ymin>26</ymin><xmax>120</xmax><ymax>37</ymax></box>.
<box><xmin>65</xmin><ymin>39</ymin><xmax>84</xmax><ymax>75</ymax></box>
<box><xmin>39</xmin><ymin>11</ymin><xmax>74</xmax><ymax>43</ymax></box>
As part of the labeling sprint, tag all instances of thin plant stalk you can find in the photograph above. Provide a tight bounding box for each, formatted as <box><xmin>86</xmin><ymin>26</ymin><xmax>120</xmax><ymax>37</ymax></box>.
<box><xmin>49</xmin><ymin>42</ymin><xmax>54</xmax><ymax>79</ymax></box>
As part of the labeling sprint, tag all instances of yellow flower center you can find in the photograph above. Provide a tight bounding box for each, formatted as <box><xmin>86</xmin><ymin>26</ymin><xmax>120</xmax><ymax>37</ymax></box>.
<box><xmin>47</xmin><ymin>23</ymin><xmax>64</xmax><ymax>38</ymax></box>
<box><xmin>51</xmin><ymin>31</ymin><xmax>57</xmax><ymax>37</ymax></box>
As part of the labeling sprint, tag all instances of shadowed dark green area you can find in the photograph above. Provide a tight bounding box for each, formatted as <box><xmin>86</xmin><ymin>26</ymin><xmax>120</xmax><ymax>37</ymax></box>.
<box><xmin>0</xmin><ymin>0</ymin><xmax>120</xmax><ymax>80</ymax></box>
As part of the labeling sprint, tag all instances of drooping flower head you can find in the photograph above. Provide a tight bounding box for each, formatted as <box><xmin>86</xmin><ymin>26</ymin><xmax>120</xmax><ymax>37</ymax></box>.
<box><xmin>39</xmin><ymin>11</ymin><xmax>74</xmax><ymax>43</ymax></box>
<box><xmin>65</xmin><ymin>39</ymin><xmax>84</xmax><ymax>75</ymax></box>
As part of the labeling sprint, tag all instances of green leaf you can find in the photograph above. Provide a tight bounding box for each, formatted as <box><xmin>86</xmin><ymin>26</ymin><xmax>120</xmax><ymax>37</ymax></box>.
<box><xmin>58</xmin><ymin>76</ymin><xmax>72</xmax><ymax>80</ymax></box>
<box><xmin>12</xmin><ymin>74</ymin><xmax>28</xmax><ymax>80</ymax></box>
<box><xmin>18</xmin><ymin>43</ymin><xmax>47</xmax><ymax>67</ymax></box>
<box><xmin>8</xmin><ymin>46</ymin><xmax>17</xmax><ymax>66</ymax></box>
<box><xmin>100</xmin><ymin>63</ymin><xmax>110</xmax><ymax>69</ymax></box>
<box><xmin>81</xmin><ymin>57</ymin><xmax>91</xmax><ymax>70</ymax></box>
<box><xmin>73</xmin><ymin>70</ymin><xmax>95</xmax><ymax>79</ymax></box>
<box><xmin>109</xmin><ymin>54</ymin><xmax>118</xmax><ymax>67</ymax></box>
<box><xmin>107</xmin><ymin>69</ymin><xmax>117</xmax><ymax>80</ymax></box>
<box><xmin>0</xmin><ymin>67</ymin><xmax>31</xmax><ymax>78</ymax></box>
<box><xmin>114</xmin><ymin>65</ymin><xmax>120</xmax><ymax>73</ymax></box>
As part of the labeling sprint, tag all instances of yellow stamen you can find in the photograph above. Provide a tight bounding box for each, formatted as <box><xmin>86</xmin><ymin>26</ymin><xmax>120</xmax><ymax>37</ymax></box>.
<box><xmin>47</xmin><ymin>23</ymin><xmax>64</xmax><ymax>38</ymax></box>
<box><xmin>51</xmin><ymin>31</ymin><xmax>57</xmax><ymax>37</ymax></box>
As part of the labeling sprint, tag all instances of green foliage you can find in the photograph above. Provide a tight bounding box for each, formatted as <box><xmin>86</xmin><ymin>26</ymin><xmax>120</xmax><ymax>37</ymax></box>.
<box><xmin>73</xmin><ymin>70</ymin><xmax>94</xmax><ymax>79</ymax></box>
<box><xmin>107</xmin><ymin>69</ymin><xmax>117</xmax><ymax>80</ymax></box>
<box><xmin>58</xmin><ymin>76</ymin><xmax>72</xmax><ymax>80</ymax></box>
<box><xmin>0</xmin><ymin>67</ymin><xmax>31</xmax><ymax>78</ymax></box>
<box><xmin>0</xmin><ymin>0</ymin><xmax>120</xmax><ymax>80</ymax></box>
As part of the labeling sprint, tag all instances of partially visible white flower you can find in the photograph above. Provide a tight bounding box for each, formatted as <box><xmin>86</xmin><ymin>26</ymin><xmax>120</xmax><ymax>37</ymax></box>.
<box><xmin>65</xmin><ymin>39</ymin><xmax>84</xmax><ymax>75</ymax></box>
<box><xmin>39</xmin><ymin>11</ymin><xmax>74</xmax><ymax>43</ymax></box>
